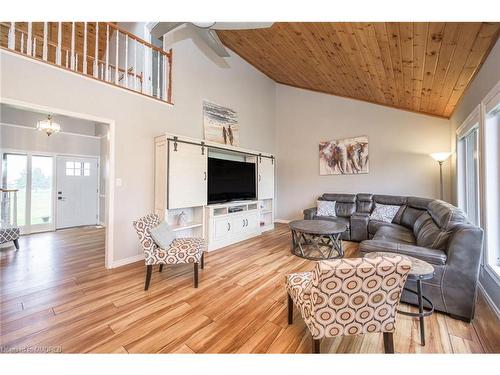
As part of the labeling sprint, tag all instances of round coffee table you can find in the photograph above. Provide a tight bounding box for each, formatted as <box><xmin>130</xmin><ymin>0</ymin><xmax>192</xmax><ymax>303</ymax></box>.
<box><xmin>289</xmin><ymin>219</ymin><xmax>347</xmax><ymax>260</ymax></box>
<box><xmin>364</xmin><ymin>251</ymin><xmax>435</xmax><ymax>346</ymax></box>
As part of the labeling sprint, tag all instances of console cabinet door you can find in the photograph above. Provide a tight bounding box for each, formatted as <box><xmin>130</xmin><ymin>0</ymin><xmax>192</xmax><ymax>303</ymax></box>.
<box><xmin>168</xmin><ymin>141</ymin><xmax>207</xmax><ymax>209</ymax></box>
<box><xmin>258</xmin><ymin>157</ymin><xmax>274</xmax><ymax>200</ymax></box>
<box><xmin>246</xmin><ymin>211</ymin><xmax>259</xmax><ymax>231</ymax></box>
<box><xmin>214</xmin><ymin>216</ymin><xmax>232</xmax><ymax>239</ymax></box>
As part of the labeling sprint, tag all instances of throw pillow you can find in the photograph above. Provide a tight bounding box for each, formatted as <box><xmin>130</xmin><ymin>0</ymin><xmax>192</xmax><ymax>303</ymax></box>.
<box><xmin>150</xmin><ymin>220</ymin><xmax>176</xmax><ymax>249</ymax></box>
<box><xmin>369</xmin><ymin>203</ymin><xmax>400</xmax><ymax>223</ymax></box>
<box><xmin>317</xmin><ymin>200</ymin><xmax>336</xmax><ymax>216</ymax></box>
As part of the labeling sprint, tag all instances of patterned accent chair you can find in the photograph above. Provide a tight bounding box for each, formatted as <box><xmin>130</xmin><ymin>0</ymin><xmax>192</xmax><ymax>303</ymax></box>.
<box><xmin>0</xmin><ymin>224</ymin><xmax>20</xmax><ymax>250</ymax></box>
<box><xmin>133</xmin><ymin>214</ymin><xmax>206</xmax><ymax>290</ymax></box>
<box><xmin>286</xmin><ymin>256</ymin><xmax>412</xmax><ymax>353</ymax></box>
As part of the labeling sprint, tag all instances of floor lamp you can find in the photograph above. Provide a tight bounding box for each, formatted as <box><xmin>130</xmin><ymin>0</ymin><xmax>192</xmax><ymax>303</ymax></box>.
<box><xmin>430</xmin><ymin>152</ymin><xmax>452</xmax><ymax>200</ymax></box>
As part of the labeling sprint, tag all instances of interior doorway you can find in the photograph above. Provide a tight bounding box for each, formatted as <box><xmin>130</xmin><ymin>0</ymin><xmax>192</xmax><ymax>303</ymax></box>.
<box><xmin>1</xmin><ymin>101</ymin><xmax>113</xmax><ymax>265</ymax></box>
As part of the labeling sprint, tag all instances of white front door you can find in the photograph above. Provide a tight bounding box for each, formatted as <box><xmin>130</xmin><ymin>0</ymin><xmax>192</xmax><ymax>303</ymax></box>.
<box><xmin>56</xmin><ymin>156</ymin><xmax>98</xmax><ymax>229</ymax></box>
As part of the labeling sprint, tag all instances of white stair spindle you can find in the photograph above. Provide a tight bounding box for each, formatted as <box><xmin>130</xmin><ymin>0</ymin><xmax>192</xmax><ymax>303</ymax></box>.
<box><xmin>42</xmin><ymin>22</ymin><xmax>48</xmax><ymax>61</ymax></box>
<box><xmin>8</xmin><ymin>22</ymin><xmax>15</xmax><ymax>49</ymax></box>
<box><xmin>76</xmin><ymin>53</ymin><xmax>79</xmax><ymax>71</ymax></box>
<box><xmin>105</xmin><ymin>24</ymin><xmax>109</xmax><ymax>81</ymax></box>
<box><xmin>115</xmin><ymin>29</ymin><xmax>119</xmax><ymax>84</ymax></box>
<box><xmin>65</xmin><ymin>50</ymin><xmax>69</xmax><ymax>68</ymax></box>
<box><xmin>125</xmin><ymin>35</ymin><xmax>129</xmax><ymax>88</ymax></box>
<box><xmin>94</xmin><ymin>22</ymin><xmax>99</xmax><ymax>78</ymax></box>
<box><xmin>56</xmin><ymin>22</ymin><xmax>62</xmax><ymax>65</ymax></box>
<box><xmin>70</xmin><ymin>22</ymin><xmax>75</xmax><ymax>70</ymax></box>
<box><xmin>27</xmin><ymin>22</ymin><xmax>32</xmax><ymax>56</ymax></box>
<box><xmin>142</xmin><ymin>44</ymin><xmax>147</xmax><ymax>94</ymax></box>
<box><xmin>33</xmin><ymin>37</ymin><xmax>37</xmax><ymax>57</ymax></box>
<box><xmin>156</xmin><ymin>50</ymin><xmax>160</xmax><ymax>98</ymax></box>
<box><xmin>20</xmin><ymin>33</ymin><xmax>24</xmax><ymax>54</ymax></box>
<box><xmin>83</xmin><ymin>22</ymin><xmax>88</xmax><ymax>74</ymax></box>
<box><xmin>133</xmin><ymin>40</ymin><xmax>137</xmax><ymax>91</ymax></box>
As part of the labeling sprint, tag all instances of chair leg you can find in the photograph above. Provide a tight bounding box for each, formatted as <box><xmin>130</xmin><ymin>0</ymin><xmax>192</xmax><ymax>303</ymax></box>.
<box><xmin>383</xmin><ymin>332</ymin><xmax>394</xmax><ymax>354</ymax></box>
<box><xmin>201</xmin><ymin>252</ymin><xmax>205</xmax><ymax>270</ymax></box>
<box><xmin>194</xmin><ymin>262</ymin><xmax>199</xmax><ymax>288</ymax></box>
<box><xmin>144</xmin><ymin>265</ymin><xmax>153</xmax><ymax>291</ymax></box>
<box><xmin>159</xmin><ymin>264</ymin><xmax>163</xmax><ymax>273</ymax></box>
<box><xmin>312</xmin><ymin>338</ymin><xmax>320</xmax><ymax>354</ymax></box>
<box><xmin>13</xmin><ymin>239</ymin><xmax>19</xmax><ymax>250</ymax></box>
<box><xmin>287</xmin><ymin>293</ymin><xmax>293</xmax><ymax>324</ymax></box>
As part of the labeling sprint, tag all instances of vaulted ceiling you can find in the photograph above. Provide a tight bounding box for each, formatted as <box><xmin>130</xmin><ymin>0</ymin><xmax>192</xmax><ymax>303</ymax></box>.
<box><xmin>218</xmin><ymin>22</ymin><xmax>500</xmax><ymax>118</ymax></box>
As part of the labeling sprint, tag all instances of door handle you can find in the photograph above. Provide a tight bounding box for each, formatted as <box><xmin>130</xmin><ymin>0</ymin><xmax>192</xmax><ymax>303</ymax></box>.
<box><xmin>203</xmin><ymin>171</ymin><xmax>207</xmax><ymax>181</ymax></box>
<box><xmin>243</xmin><ymin>219</ymin><xmax>246</xmax><ymax>227</ymax></box>
<box><xmin>227</xmin><ymin>222</ymin><xmax>231</xmax><ymax>231</ymax></box>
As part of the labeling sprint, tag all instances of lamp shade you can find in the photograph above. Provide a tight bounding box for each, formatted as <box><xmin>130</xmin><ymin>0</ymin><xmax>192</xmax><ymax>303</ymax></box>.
<box><xmin>430</xmin><ymin>152</ymin><xmax>452</xmax><ymax>162</ymax></box>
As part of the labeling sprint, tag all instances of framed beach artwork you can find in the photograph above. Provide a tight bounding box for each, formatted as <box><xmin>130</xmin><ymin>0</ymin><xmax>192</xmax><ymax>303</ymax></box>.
<box><xmin>319</xmin><ymin>136</ymin><xmax>369</xmax><ymax>175</ymax></box>
<box><xmin>203</xmin><ymin>100</ymin><xmax>239</xmax><ymax>147</ymax></box>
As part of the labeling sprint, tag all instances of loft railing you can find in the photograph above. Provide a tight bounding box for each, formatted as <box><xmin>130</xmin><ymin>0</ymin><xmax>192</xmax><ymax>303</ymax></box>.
<box><xmin>1</xmin><ymin>22</ymin><xmax>173</xmax><ymax>104</ymax></box>
<box><xmin>0</xmin><ymin>188</ymin><xmax>18</xmax><ymax>227</ymax></box>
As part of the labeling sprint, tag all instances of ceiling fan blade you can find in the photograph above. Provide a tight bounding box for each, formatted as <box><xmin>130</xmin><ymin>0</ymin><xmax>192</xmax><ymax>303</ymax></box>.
<box><xmin>211</xmin><ymin>22</ymin><xmax>274</xmax><ymax>30</ymax></box>
<box><xmin>150</xmin><ymin>22</ymin><xmax>185</xmax><ymax>39</ymax></box>
<box><xmin>193</xmin><ymin>28</ymin><xmax>230</xmax><ymax>57</ymax></box>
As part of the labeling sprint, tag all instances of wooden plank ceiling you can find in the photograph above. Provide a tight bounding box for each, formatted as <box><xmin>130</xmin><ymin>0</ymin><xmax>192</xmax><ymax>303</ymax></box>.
<box><xmin>218</xmin><ymin>23</ymin><xmax>500</xmax><ymax>118</ymax></box>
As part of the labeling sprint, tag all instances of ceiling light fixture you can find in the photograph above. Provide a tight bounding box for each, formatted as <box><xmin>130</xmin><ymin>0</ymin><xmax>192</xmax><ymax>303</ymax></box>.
<box><xmin>36</xmin><ymin>115</ymin><xmax>61</xmax><ymax>136</ymax></box>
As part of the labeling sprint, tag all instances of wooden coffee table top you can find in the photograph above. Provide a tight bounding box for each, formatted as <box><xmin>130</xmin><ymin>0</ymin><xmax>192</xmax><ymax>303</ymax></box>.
<box><xmin>289</xmin><ymin>219</ymin><xmax>347</xmax><ymax>235</ymax></box>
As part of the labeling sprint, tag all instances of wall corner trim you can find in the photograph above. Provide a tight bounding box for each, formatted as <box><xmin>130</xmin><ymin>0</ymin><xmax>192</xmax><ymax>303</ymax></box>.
<box><xmin>111</xmin><ymin>254</ymin><xmax>143</xmax><ymax>269</ymax></box>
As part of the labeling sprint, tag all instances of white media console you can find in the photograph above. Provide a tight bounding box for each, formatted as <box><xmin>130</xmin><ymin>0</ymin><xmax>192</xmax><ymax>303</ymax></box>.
<box><xmin>154</xmin><ymin>133</ymin><xmax>275</xmax><ymax>251</ymax></box>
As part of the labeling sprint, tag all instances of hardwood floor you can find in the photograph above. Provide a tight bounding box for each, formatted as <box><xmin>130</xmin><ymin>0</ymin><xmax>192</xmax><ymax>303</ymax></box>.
<box><xmin>1</xmin><ymin>224</ymin><xmax>498</xmax><ymax>354</ymax></box>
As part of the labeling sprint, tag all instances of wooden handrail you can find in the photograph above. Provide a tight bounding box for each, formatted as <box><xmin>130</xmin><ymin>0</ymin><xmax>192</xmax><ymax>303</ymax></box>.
<box><xmin>0</xmin><ymin>188</ymin><xmax>19</xmax><ymax>193</ymax></box>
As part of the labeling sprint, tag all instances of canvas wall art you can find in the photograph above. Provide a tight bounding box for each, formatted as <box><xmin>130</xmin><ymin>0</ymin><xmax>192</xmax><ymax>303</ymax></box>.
<box><xmin>319</xmin><ymin>136</ymin><xmax>369</xmax><ymax>175</ymax></box>
<box><xmin>203</xmin><ymin>100</ymin><xmax>239</xmax><ymax>147</ymax></box>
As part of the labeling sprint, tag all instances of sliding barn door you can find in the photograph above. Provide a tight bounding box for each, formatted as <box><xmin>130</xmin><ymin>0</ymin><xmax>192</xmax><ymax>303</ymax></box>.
<box><xmin>258</xmin><ymin>157</ymin><xmax>274</xmax><ymax>200</ymax></box>
<box><xmin>168</xmin><ymin>141</ymin><xmax>207</xmax><ymax>209</ymax></box>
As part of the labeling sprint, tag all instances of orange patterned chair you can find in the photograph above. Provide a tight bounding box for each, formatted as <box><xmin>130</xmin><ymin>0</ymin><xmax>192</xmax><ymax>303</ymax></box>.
<box><xmin>286</xmin><ymin>256</ymin><xmax>412</xmax><ymax>353</ymax></box>
<box><xmin>133</xmin><ymin>214</ymin><xmax>206</xmax><ymax>290</ymax></box>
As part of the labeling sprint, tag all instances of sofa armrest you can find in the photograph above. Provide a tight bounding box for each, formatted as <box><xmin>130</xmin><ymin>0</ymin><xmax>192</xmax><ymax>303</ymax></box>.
<box><xmin>442</xmin><ymin>224</ymin><xmax>483</xmax><ymax>320</ymax></box>
<box><xmin>303</xmin><ymin>207</ymin><xmax>317</xmax><ymax>220</ymax></box>
<box><xmin>350</xmin><ymin>213</ymin><xmax>370</xmax><ymax>241</ymax></box>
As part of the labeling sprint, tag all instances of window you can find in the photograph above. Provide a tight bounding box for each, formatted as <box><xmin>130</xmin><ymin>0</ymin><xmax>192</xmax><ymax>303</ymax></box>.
<box><xmin>66</xmin><ymin>161</ymin><xmax>90</xmax><ymax>176</ymax></box>
<box><xmin>457</xmin><ymin>111</ymin><xmax>480</xmax><ymax>226</ymax></box>
<box><xmin>484</xmin><ymin>102</ymin><xmax>500</xmax><ymax>268</ymax></box>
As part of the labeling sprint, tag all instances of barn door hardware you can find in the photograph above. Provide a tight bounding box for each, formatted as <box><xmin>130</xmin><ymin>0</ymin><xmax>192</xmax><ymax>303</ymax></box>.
<box><xmin>271</xmin><ymin>155</ymin><xmax>274</xmax><ymax>164</ymax></box>
<box><xmin>259</xmin><ymin>153</ymin><xmax>262</xmax><ymax>163</ymax></box>
<box><xmin>201</xmin><ymin>141</ymin><xmax>205</xmax><ymax>155</ymax></box>
<box><xmin>173</xmin><ymin>136</ymin><xmax>178</xmax><ymax>151</ymax></box>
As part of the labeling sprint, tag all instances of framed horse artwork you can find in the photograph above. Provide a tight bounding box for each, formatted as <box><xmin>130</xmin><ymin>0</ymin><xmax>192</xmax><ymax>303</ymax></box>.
<box><xmin>319</xmin><ymin>136</ymin><xmax>369</xmax><ymax>175</ymax></box>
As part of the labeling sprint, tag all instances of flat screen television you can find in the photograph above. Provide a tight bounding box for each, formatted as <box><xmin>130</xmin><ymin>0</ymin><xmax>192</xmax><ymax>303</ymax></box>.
<box><xmin>208</xmin><ymin>157</ymin><xmax>256</xmax><ymax>204</ymax></box>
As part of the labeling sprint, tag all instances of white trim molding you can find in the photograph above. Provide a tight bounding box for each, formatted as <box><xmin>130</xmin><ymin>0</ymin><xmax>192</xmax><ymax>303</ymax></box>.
<box><xmin>478</xmin><ymin>282</ymin><xmax>500</xmax><ymax>320</ymax></box>
<box><xmin>274</xmin><ymin>219</ymin><xmax>291</xmax><ymax>224</ymax></box>
<box><xmin>110</xmin><ymin>254</ymin><xmax>143</xmax><ymax>269</ymax></box>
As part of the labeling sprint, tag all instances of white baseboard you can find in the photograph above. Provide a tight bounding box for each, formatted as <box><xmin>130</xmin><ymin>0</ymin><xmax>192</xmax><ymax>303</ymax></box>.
<box><xmin>478</xmin><ymin>282</ymin><xmax>500</xmax><ymax>320</ymax></box>
<box><xmin>111</xmin><ymin>254</ymin><xmax>143</xmax><ymax>268</ymax></box>
<box><xmin>274</xmin><ymin>219</ymin><xmax>291</xmax><ymax>224</ymax></box>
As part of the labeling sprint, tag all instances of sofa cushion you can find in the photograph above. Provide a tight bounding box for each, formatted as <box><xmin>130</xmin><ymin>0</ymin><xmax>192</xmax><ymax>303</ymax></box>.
<box><xmin>413</xmin><ymin>213</ymin><xmax>450</xmax><ymax>250</ymax></box>
<box><xmin>428</xmin><ymin>200</ymin><xmax>468</xmax><ymax>230</ymax></box>
<box><xmin>400</xmin><ymin>206</ymin><xmax>426</xmax><ymax>229</ymax></box>
<box><xmin>359</xmin><ymin>239</ymin><xmax>447</xmax><ymax>265</ymax></box>
<box><xmin>320</xmin><ymin>194</ymin><xmax>356</xmax><ymax>218</ymax></box>
<box><xmin>317</xmin><ymin>200</ymin><xmax>336</xmax><ymax>216</ymax></box>
<box><xmin>369</xmin><ymin>203</ymin><xmax>400</xmax><ymax>223</ymax></box>
<box><xmin>407</xmin><ymin>196</ymin><xmax>433</xmax><ymax>210</ymax></box>
<box><xmin>368</xmin><ymin>220</ymin><xmax>404</xmax><ymax>235</ymax></box>
<box><xmin>356</xmin><ymin>193</ymin><xmax>373</xmax><ymax>213</ymax></box>
<box><xmin>372</xmin><ymin>225</ymin><xmax>416</xmax><ymax>244</ymax></box>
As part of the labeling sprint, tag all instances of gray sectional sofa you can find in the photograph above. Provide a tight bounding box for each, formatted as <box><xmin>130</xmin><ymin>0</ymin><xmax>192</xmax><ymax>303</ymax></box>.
<box><xmin>303</xmin><ymin>193</ymin><xmax>484</xmax><ymax>322</ymax></box>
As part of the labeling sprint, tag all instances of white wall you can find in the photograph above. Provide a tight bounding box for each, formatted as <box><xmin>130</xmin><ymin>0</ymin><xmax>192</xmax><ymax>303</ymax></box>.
<box><xmin>0</xmin><ymin>30</ymin><xmax>275</xmax><ymax>264</ymax></box>
<box><xmin>1</xmin><ymin>105</ymin><xmax>100</xmax><ymax>156</ymax></box>
<box><xmin>274</xmin><ymin>84</ymin><xmax>451</xmax><ymax>220</ymax></box>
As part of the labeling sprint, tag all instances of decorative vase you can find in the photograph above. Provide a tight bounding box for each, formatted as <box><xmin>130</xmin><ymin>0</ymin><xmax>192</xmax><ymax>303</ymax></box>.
<box><xmin>177</xmin><ymin>211</ymin><xmax>187</xmax><ymax>226</ymax></box>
